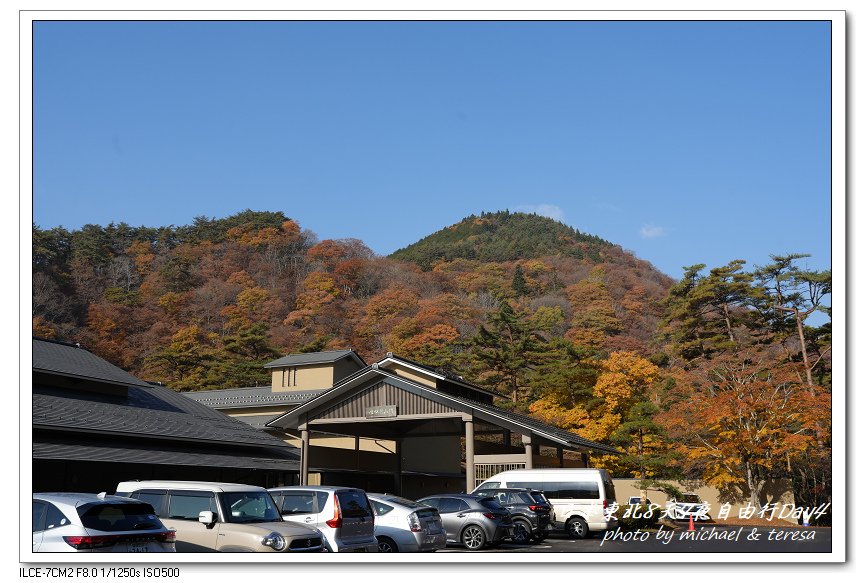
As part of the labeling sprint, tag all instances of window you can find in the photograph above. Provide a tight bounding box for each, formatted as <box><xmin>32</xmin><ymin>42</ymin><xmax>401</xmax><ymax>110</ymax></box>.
<box><xmin>44</xmin><ymin>503</ymin><xmax>70</xmax><ymax>530</ymax></box>
<box><xmin>78</xmin><ymin>503</ymin><xmax>161</xmax><ymax>532</ymax></box>
<box><xmin>336</xmin><ymin>490</ymin><xmax>372</xmax><ymax>519</ymax></box>
<box><xmin>282</xmin><ymin>368</ymin><xmax>298</xmax><ymax>387</ymax></box>
<box><xmin>278</xmin><ymin>492</ymin><xmax>318</xmax><ymax>515</ymax></box>
<box><xmin>167</xmin><ymin>491</ymin><xmax>218</xmax><ymax>521</ymax></box>
<box><xmin>479</xmin><ymin>498</ymin><xmax>507</xmax><ymax>512</ymax></box>
<box><xmin>476</xmin><ymin>481</ymin><xmax>500</xmax><ymax>492</ymax></box>
<box><xmin>545</xmin><ymin>482</ymin><xmax>600</xmax><ymax>500</ymax></box>
<box><xmin>438</xmin><ymin>498</ymin><xmax>466</xmax><ymax>514</ymax></box>
<box><xmin>32</xmin><ymin>501</ymin><xmax>47</xmax><ymax>533</ymax></box>
<box><xmin>509</xmin><ymin>481</ymin><xmax>543</xmax><ymax>491</ymax></box>
<box><xmin>222</xmin><ymin>492</ymin><xmax>281</xmax><ymax>523</ymax></box>
<box><xmin>130</xmin><ymin>490</ymin><xmax>167</xmax><ymax>516</ymax></box>
<box><xmin>371</xmin><ymin>500</ymin><xmax>394</xmax><ymax>516</ymax></box>
<box><xmin>507</xmin><ymin>492</ymin><xmax>535</xmax><ymax>505</ymax></box>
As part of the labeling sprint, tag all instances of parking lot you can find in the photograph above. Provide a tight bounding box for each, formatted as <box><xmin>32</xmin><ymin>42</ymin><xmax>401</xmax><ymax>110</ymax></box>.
<box><xmin>437</xmin><ymin>525</ymin><xmax>832</xmax><ymax>553</ymax></box>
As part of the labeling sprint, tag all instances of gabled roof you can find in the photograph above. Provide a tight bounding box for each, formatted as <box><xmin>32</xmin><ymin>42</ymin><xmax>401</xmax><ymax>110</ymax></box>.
<box><xmin>182</xmin><ymin>386</ymin><xmax>329</xmax><ymax>409</ymax></box>
<box><xmin>32</xmin><ymin>338</ymin><xmax>297</xmax><ymax>451</ymax></box>
<box><xmin>378</xmin><ymin>353</ymin><xmax>506</xmax><ymax>399</ymax></box>
<box><xmin>263</xmin><ymin>350</ymin><xmax>366</xmax><ymax>369</ymax></box>
<box><xmin>33</xmin><ymin>338</ymin><xmax>151</xmax><ymax>388</ymax></box>
<box><xmin>267</xmin><ymin>368</ymin><xmax>620</xmax><ymax>455</ymax></box>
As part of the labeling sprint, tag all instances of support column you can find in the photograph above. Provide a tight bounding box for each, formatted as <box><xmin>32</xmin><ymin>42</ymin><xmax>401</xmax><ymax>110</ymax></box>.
<box><xmin>465</xmin><ymin>418</ymin><xmax>475</xmax><ymax>493</ymax></box>
<box><xmin>300</xmin><ymin>428</ymin><xmax>309</xmax><ymax>486</ymax></box>
<box><xmin>502</xmin><ymin>429</ymin><xmax>512</xmax><ymax>452</ymax></box>
<box><xmin>395</xmin><ymin>439</ymin><xmax>403</xmax><ymax>496</ymax></box>
<box><xmin>522</xmin><ymin>435</ymin><xmax>533</xmax><ymax>469</ymax></box>
<box><xmin>557</xmin><ymin>447</ymin><xmax>564</xmax><ymax>468</ymax></box>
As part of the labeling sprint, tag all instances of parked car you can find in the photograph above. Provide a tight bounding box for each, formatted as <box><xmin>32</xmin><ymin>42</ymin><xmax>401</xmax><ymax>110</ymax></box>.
<box><xmin>669</xmin><ymin>493</ymin><xmax>710</xmax><ymax>521</ymax></box>
<box><xmin>268</xmin><ymin>486</ymin><xmax>378</xmax><ymax>553</ymax></box>
<box><xmin>483</xmin><ymin>488</ymin><xmax>552</xmax><ymax>544</ymax></box>
<box><xmin>473</xmin><ymin>468</ymin><xmax>617</xmax><ymax>539</ymax></box>
<box><xmin>627</xmin><ymin>496</ymin><xmax>652</xmax><ymax>506</ymax></box>
<box><xmin>527</xmin><ymin>490</ymin><xmax>556</xmax><ymax>526</ymax></box>
<box><xmin>366</xmin><ymin>493</ymin><xmax>446</xmax><ymax>552</ymax></box>
<box><xmin>416</xmin><ymin>493</ymin><xmax>513</xmax><ymax>551</ymax></box>
<box><xmin>33</xmin><ymin>493</ymin><xmax>175</xmax><ymax>553</ymax></box>
<box><xmin>115</xmin><ymin>481</ymin><xmax>323</xmax><ymax>553</ymax></box>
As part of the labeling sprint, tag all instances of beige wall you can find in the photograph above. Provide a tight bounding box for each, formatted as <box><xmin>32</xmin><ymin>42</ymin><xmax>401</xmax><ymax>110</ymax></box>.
<box><xmin>380</xmin><ymin>362</ymin><xmax>437</xmax><ymax>388</ymax></box>
<box><xmin>402</xmin><ymin>436</ymin><xmax>462</xmax><ymax>474</ymax></box>
<box><xmin>612</xmin><ymin>479</ymin><xmax>797</xmax><ymax>524</ymax></box>
<box><xmin>271</xmin><ymin>363</ymin><xmax>335</xmax><ymax>392</ymax></box>
<box><xmin>281</xmin><ymin>434</ymin><xmax>396</xmax><ymax>454</ymax></box>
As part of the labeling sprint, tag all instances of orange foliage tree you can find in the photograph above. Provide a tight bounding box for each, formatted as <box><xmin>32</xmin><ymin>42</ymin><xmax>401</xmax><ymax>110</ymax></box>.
<box><xmin>657</xmin><ymin>352</ymin><xmax>830</xmax><ymax>505</ymax></box>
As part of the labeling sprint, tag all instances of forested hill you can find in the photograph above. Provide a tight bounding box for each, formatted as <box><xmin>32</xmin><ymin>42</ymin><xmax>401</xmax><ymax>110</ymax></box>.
<box><xmin>32</xmin><ymin>209</ymin><xmax>674</xmax><ymax>393</ymax></box>
<box><xmin>390</xmin><ymin>211</ymin><xmax>612</xmax><ymax>269</ymax></box>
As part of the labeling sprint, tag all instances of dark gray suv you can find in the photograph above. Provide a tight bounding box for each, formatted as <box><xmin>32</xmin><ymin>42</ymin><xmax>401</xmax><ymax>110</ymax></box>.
<box><xmin>417</xmin><ymin>494</ymin><xmax>513</xmax><ymax>551</ymax></box>
<box><xmin>483</xmin><ymin>488</ymin><xmax>552</xmax><ymax>544</ymax></box>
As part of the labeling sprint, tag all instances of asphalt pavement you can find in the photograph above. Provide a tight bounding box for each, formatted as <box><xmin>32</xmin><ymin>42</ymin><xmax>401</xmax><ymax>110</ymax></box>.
<box><xmin>436</xmin><ymin>524</ymin><xmax>832</xmax><ymax>554</ymax></box>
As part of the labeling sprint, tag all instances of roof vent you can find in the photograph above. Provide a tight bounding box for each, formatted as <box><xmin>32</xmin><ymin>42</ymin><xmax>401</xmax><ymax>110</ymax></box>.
<box><xmin>372</xmin><ymin>363</ymin><xmax>379</xmax><ymax>370</ymax></box>
<box><xmin>386</xmin><ymin>352</ymin><xmax>393</xmax><ymax>358</ymax></box>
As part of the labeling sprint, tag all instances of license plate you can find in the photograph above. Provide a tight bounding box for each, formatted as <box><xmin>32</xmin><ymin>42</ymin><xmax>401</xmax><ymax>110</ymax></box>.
<box><xmin>128</xmin><ymin>544</ymin><xmax>149</xmax><ymax>553</ymax></box>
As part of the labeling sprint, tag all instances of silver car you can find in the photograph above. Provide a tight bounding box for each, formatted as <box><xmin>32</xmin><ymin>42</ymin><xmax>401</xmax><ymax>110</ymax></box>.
<box><xmin>269</xmin><ymin>486</ymin><xmax>378</xmax><ymax>553</ymax></box>
<box><xmin>416</xmin><ymin>494</ymin><xmax>513</xmax><ymax>551</ymax></box>
<box><xmin>33</xmin><ymin>493</ymin><xmax>176</xmax><ymax>553</ymax></box>
<box><xmin>367</xmin><ymin>493</ymin><xmax>446</xmax><ymax>552</ymax></box>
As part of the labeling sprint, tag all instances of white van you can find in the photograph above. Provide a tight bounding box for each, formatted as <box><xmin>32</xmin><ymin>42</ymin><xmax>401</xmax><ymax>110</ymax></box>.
<box><xmin>472</xmin><ymin>468</ymin><xmax>617</xmax><ymax>539</ymax></box>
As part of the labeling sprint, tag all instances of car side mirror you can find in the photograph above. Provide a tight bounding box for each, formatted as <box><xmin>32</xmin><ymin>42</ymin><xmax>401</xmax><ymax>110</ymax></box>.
<box><xmin>198</xmin><ymin>511</ymin><xmax>216</xmax><ymax>525</ymax></box>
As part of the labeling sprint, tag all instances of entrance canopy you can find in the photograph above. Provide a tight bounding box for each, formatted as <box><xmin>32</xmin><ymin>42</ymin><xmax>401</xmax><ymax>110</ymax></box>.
<box><xmin>267</xmin><ymin>357</ymin><xmax>619</xmax><ymax>492</ymax></box>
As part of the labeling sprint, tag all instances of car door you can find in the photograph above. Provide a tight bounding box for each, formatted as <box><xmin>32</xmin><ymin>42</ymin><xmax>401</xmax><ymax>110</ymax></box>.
<box><xmin>163</xmin><ymin>490</ymin><xmax>220</xmax><ymax>552</ymax></box>
<box><xmin>437</xmin><ymin>497</ymin><xmax>469</xmax><ymax>542</ymax></box>
<box><xmin>334</xmin><ymin>489</ymin><xmax>375</xmax><ymax>549</ymax></box>
<box><xmin>32</xmin><ymin>500</ymin><xmax>47</xmax><ymax>552</ymax></box>
<box><xmin>275</xmin><ymin>490</ymin><xmax>320</xmax><ymax>529</ymax></box>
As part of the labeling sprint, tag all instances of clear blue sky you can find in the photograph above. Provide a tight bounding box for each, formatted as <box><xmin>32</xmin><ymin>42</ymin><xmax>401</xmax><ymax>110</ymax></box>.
<box><xmin>33</xmin><ymin>20</ymin><xmax>831</xmax><ymax>281</ymax></box>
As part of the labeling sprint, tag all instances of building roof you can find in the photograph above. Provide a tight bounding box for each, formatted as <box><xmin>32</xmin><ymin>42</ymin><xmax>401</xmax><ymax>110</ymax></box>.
<box><xmin>32</xmin><ymin>338</ymin><xmax>299</xmax><ymax>457</ymax></box>
<box><xmin>34</xmin><ymin>438</ymin><xmax>298</xmax><ymax>471</ymax></box>
<box><xmin>33</xmin><ymin>338</ymin><xmax>152</xmax><ymax>388</ymax></box>
<box><xmin>263</xmin><ymin>350</ymin><xmax>365</xmax><ymax>369</ymax></box>
<box><xmin>182</xmin><ymin>386</ymin><xmax>329</xmax><ymax>409</ymax></box>
<box><xmin>267</xmin><ymin>368</ymin><xmax>620</xmax><ymax>455</ymax></box>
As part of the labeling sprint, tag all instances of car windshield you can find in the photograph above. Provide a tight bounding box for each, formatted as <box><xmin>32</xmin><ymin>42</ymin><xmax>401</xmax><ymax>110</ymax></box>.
<box><xmin>222</xmin><ymin>492</ymin><xmax>282</xmax><ymax>523</ymax></box>
<box><xmin>530</xmin><ymin>492</ymin><xmax>549</xmax><ymax>504</ymax></box>
<box><xmin>682</xmin><ymin>494</ymin><xmax>701</xmax><ymax>503</ymax></box>
<box><xmin>78</xmin><ymin>503</ymin><xmax>161</xmax><ymax>532</ymax></box>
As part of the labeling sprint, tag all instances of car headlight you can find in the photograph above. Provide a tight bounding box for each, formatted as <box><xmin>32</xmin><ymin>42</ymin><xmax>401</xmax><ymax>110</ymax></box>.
<box><xmin>261</xmin><ymin>532</ymin><xmax>286</xmax><ymax>551</ymax></box>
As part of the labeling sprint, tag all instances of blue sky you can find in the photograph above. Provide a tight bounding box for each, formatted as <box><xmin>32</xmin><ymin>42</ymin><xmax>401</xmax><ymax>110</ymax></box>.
<box><xmin>32</xmin><ymin>20</ymin><xmax>831</xmax><ymax>281</ymax></box>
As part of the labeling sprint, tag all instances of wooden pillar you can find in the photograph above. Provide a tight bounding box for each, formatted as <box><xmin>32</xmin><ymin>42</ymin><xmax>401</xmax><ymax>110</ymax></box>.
<box><xmin>557</xmin><ymin>447</ymin><xmax>564</xmax><ymax>468</ymax></box>
<box><xmin>300</xmin><ymin>428</ymin><xmax>309</xmax><ymax>486</ymax></box>
<box><xmin>522</xmin><ymin>435</ymin><xmax>533</xmax><ymax>469</ymax></box>
<box><xmin>465</xmin><ymin>418</ymin><xmax>475</xmax><ymax>493</ymax></box>
<box><xmin>395</xmin><ymin>439</ymin><xmax>403</xmax><ymax>496</ymax></box>
<box><xmin>502</xmin><ymin>429</ymin><xmax>512</xmax><ymax>452</ymax></box>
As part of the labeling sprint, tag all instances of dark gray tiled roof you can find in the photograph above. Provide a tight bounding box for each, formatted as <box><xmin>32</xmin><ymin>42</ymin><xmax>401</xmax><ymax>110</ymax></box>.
<box><xmin>33</xmin><ymin>438</ymin><xmax>298</xmax><ymax>471</ymax></box>
<box><xmin>264</xmin><ymin>350</ymin><xmax>364</xmax><ymax>369</ymax></box>
<box><xmin>182</xmin><ymin>386</ymin><xmax>328</xmax><ymax>409</ymax></box>
<box><xmin>33</xmin><ymin>382</ymin><xmax>295</xmax><ymax>450</ymax></box>
<box><xmin>33</xmin><ymin>338</ymin><xmax>151</xmax><ymax>388</ymax></box>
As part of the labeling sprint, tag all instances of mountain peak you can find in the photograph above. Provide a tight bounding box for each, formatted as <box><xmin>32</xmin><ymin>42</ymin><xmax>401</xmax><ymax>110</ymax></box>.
<box><xmin>389</xmin><ymin>210</ymin><xmax>611</xmax><ymax>270</ymax></box>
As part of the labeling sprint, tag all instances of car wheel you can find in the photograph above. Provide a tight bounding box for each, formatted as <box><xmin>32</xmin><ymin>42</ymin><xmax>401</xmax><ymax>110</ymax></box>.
<box><xmin>565</xmin><ymin>516</ymin><xmax>589</xmax><ymax>539</ymax></box>
<box><xmin>461</xmin><ymin>525</ymin><xmax>487</xmax><ymax>550</ymax></box>
<box><xmin>376</xmin><ymin>536</ymin><xmax>398</xmax><ymax>553</ymax></box>
<box><xmin>511</xmin><ymin>519</ymin><xmax>533</xmax><ymax>544</ymax></box>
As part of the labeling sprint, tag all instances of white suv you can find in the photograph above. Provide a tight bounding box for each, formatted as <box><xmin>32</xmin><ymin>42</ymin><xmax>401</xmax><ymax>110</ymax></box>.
<box><xmin>269</xmin><ymin>486</ymin><xmax>378</xmax><ymax>553</ymax></box>
<box><xmin>115</xmin><ymin>481</ymin><xmax>324</xmax><ymax>553</ymax></box>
